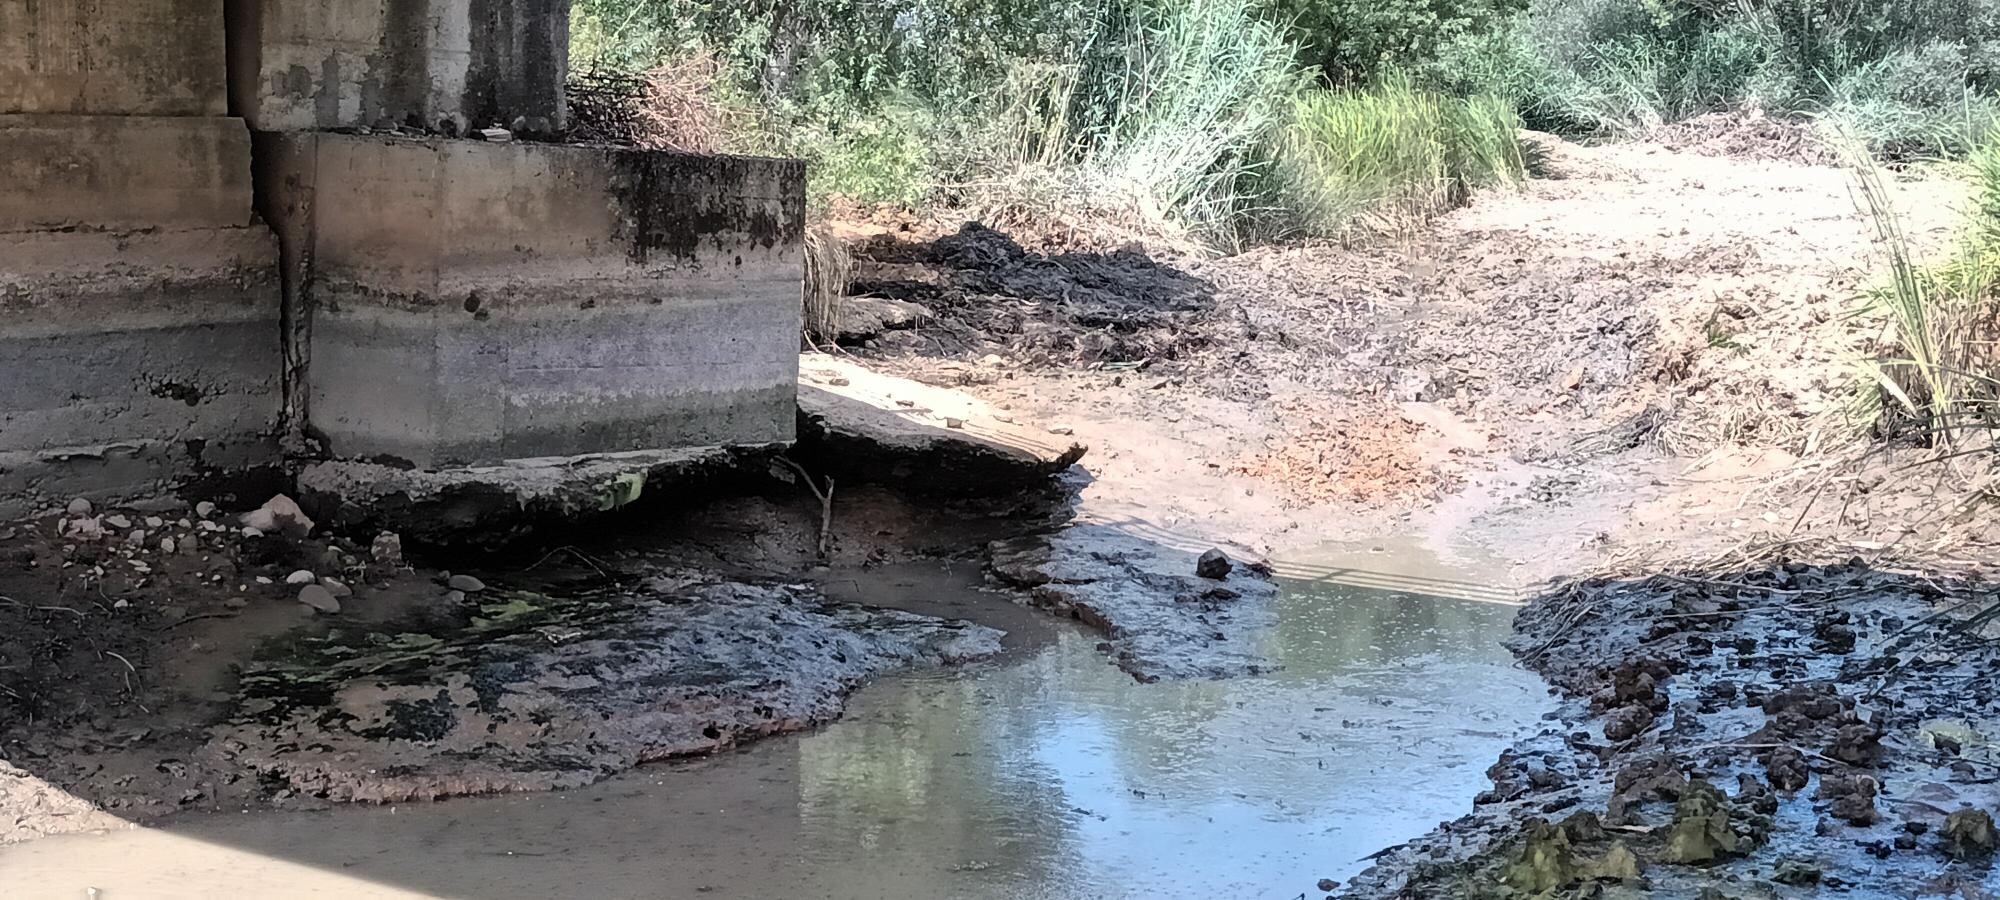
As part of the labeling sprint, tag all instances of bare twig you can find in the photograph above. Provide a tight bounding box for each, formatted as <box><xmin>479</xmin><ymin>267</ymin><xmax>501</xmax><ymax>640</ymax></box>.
<box><xmin>780</xmin><ymin>458</ymin><xmax>837</xmax><ymax>560</ymax></box>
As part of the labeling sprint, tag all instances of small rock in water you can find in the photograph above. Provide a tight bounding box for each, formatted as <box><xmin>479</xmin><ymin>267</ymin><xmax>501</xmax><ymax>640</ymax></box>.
<box><xmin>195</xmin><ymin>501</ymin><xmax>216</xmax><ymax>518</ymax></box>
<box><xmin>321</xmin><ymin>578</ymin><xmax>354</xmax><ymax>598</ymax></box>
<box><xmin>1196</xmin><ymin>548</ymin><xmax>1233</xmax><ymax>579</ymax></box>
<box><xmin>1943</xmin><ymin>808</ymin><xmax>1997</xmax><ymax>859</ymax></box>
<box><xmin>297</xmin><ymin>584</ymin><xmax>340</xmax><ymax>614</ymax></box>
<box><xmin>241</xmin><ymin>494</ymin><xmax>314</xmax><ymax>539</ymax></box>
<box><xmin>159</xmin><ymin>537</ymin><xmax>177</xmax><ymax>554</ymax></box>
<box><xmin>66</xmin><ymin>498</ymin><xmax>93</xmax><ymax>516</ymax></box>
<box><xmin>447</xmin><ymin>574</ymin><xmax>486</xmax><ymax>592</ymax></box>
<box><xmin>285</xmin><ymin>569</ymin><xmax>317</xmax><ymax>585</ymax></box>
<box><xmin>371</xmin><ymin>531</ymin><xmax>405</xmax><ymax>565</ymax></box>
<box><xmin>144</xmin><ymin>516</ymin><xmax>164</xmax><ymax>529</ymax></box>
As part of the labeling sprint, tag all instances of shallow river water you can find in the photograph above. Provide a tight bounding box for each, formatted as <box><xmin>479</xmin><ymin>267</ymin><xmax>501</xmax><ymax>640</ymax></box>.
<box><xmin>0</xmin><ymin>540</ymin><xmax>1550</xmax><ymax>899</ymax></box>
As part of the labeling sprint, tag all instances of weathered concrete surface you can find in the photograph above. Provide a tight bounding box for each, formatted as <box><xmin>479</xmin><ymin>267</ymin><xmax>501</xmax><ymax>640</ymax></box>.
<box><xmin>209</xmin><ymin>579</ymin><xmax>1003</xmax><ymax>802</ymax></box>
<box><xmin>295</xmin><ymin>444</ymin><xmax>780</xmax><ymax>544</ymax></box>
<box><xmin>0</xmin><ymin>116</ymin><xmax>281</xmax><ymax>510</ymax></box>
<box><xmin>0</xmin><ymin>0</ymin><xmax>227</xmax><ymax>116</ymax></box>
<box><xmin>264</xmin><ymin>133</ymin><xmax>805</xmax><ymax>467</ymax></box>
<box><xmin>227</xmin><ymin>0</ymin><xmax>569</xmax><ymax>133</ymax></box>
<box><xmin>796</xmin><ymin>354</ymin><xmax>1087</xmax><ymax>497</ymax></box>
<box><xmin>0</xmin><ymin>115</ymin><xmax>256</xmax><ymax>232</ymax></box>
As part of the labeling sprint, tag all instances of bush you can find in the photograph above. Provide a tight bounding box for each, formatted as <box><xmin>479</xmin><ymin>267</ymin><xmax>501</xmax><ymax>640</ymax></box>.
<box><xmin>1265</xmin><ymin>78</ymin><xmax>1525</xmax><ymax>235</ymax></box>
<box><xmin>1257</xmin><ymin>0</ymin><xmax>1527</xmax><ymax>85</ymax></box>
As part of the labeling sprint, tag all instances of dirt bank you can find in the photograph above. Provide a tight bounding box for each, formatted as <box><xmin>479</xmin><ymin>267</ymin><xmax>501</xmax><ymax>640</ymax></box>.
<box><xmin>1342</xmin><ymin>548</ymin><xmax>2000</xmax><ymax>898</ymax></box>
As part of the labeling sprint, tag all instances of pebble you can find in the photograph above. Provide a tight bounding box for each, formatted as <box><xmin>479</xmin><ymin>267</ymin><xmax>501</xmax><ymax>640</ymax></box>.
<box><xmin>444</xmin><ymin>590</ymin><xmax>467</xmax><ymax>604</ymax></box>
<box><xmin>285</xmin><ymin>569</ymin><xmax>317</xmax><ymax>585</ymax></box>
<box><xmin>66</xmin><ymin>498</ymin><xmax>93</xmax><ymax>516</ymax></box>
<box><xmin>241</xmin><ymin>526</ymin><xmax>264</xmax><ymax>538</ymax></box>
<box><xmin>144</xmin><ymin>516</ymin><xmax>164</xmax><ymax>529</ymax></box>
<box><xmin>195</xmin><ymin>501</ymin><xmax>216</xmax><ymax>518</ymax></box>
<box><xmin>159</xmin><ymin>538</ymin><xmax>176</xmax><ymax>554</ymax></box>
<box><xmin>322</xmin><ymin>578</ymin><xmax>354</xmax><ymax>598</ymax></box>
<box><xmin>254</xmin><ymin>576</ymin><xmax>273</xmax><ymax>585</ymax></box>
<box><xmin>447</xmin><ymin>574</ymin><xmax>487</xmax><ymax>592</ymax></box>
<box><xmin>125</xmin><ymin>530</ymin><xmax>146</xmax><ymax>547</ymax></box>
<box><xmin>105</xmin><ymin>515</ymin><xmax>132</xmax><ymax>529</ymax></box>
<box><xmin>297</xmin><ymin>584</ymin><xmax>340</xmax><ymax>614</ymax></box>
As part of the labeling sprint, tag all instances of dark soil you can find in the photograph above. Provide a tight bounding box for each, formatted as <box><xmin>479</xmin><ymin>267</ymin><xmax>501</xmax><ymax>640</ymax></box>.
<box><xmin>845</xmin><ymin>222</ymin><xmax>1223</xmax><ymax>367</ymax></box>
<box><xmin>1342</xmin><ymin>552</ymin><xmax>2000</xmax><ymax>898</ymax></box>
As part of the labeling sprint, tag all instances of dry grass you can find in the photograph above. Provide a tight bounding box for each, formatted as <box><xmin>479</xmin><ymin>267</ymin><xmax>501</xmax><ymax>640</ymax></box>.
<box><xmin>802</xmin><ymin>225</ymin><xmax>854</xmax><ymax>344</ymax></box>
<box><xmin>566</xmin><ymin>52</ymin><xmax>743</xmax><ymax>152</ymax></box>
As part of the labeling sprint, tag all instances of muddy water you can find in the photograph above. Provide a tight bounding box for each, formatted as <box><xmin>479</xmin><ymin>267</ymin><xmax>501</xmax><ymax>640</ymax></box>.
<box><xmin>0</xmin><ymin>541</ymin><xmax>1550</xmax><ymax>900</ymax></box>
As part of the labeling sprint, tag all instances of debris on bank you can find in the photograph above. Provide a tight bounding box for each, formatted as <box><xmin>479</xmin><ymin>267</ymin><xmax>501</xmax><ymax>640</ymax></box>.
<box><xmin>1343</xmin><ymin>550</ymin><xmax>2000</xmax><ymax>898</ymax></box>
<box><xmin>990</xmin><ymin>526</ymin><xmax>1277</xmax><ymax>681</ymax></box>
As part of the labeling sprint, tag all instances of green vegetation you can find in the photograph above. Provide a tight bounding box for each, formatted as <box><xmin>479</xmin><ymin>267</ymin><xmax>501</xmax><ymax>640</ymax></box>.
<box><xmin>1854</xmin><ymin>137</ymin><xmax>2000</xmax><ymax>444</ymax></box>
<box><xmin>572</xmin><ymin>0</ymin><xmax>2000</xmax><ymax>244</ymax></box>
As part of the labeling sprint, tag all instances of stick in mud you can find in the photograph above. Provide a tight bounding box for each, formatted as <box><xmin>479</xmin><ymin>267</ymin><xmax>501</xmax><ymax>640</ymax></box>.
<box><xmin>781</xmin><ymin>457</ymin><xmax>838</xmax><ymax>559</ymax></box>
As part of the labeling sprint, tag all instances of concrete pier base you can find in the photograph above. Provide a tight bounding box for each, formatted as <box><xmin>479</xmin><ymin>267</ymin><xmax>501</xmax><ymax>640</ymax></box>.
<box><xmin>263</xmin><ymin>133</ymin><xmax>805</xmax><ymax>468</ymax></box>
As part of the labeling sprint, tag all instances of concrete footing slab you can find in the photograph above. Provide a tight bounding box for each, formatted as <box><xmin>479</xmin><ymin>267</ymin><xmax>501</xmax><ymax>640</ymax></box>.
<box><xmin>263</xmin><ymin>132</ymin><xmax>805</xmax><ymax>468</ymax></box>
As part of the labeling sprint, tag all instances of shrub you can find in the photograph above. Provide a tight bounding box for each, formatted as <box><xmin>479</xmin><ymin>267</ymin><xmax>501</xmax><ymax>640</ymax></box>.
<box><xmin>1266</xmin><ymin>78</ymin><xmax>1525</xmax><ymax>235</ymax></box>
<box><xmin>1257</xmin><ymin>0</ymin><xmax>1528</xmax><ymax>85</ymax></box>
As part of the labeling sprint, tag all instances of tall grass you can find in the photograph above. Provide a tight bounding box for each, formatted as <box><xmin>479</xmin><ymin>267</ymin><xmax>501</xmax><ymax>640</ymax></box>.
<box><xmin>1853</xmin><ymin>139</ymin><xmax>2000</xmax><ymax>444</ymax></box>
<box><xmin>1268</xmin><ymin>78</ymin><xmax>1526</xmax><ymax>235</ymax></box>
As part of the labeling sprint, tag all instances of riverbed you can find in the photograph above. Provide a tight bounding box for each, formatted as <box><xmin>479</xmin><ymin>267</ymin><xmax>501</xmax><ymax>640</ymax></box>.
<box><xmin>0</xmin><ymin>540</ymin><xmax>1547</xmax><ymax>899</ymax></box>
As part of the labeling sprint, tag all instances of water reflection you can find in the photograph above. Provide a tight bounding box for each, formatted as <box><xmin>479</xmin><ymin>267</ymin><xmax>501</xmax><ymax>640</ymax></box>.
<box><xmin>783</xmin><ymin>540</ymin><xmax>1545</xmax><ymax>898</ymax></box>
<box><xmin>0</xmin><ymin>540</ymin><xmax>1550</xmax><ymax>900</ymax></box>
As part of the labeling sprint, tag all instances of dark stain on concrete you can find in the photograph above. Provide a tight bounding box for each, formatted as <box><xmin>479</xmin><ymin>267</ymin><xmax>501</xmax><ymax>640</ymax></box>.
<box><xmin>611</xmin><ymin>151</ymin><xmax>805</xmax><ymax>266</ymax></box>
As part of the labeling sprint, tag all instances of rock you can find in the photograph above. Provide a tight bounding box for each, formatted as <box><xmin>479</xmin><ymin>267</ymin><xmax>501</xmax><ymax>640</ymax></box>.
<box><xmin>1048</xmin><ymin>425</ymin><xmax>1075</xmax><ymax>435</ymax></box>
<box><xmin>241</xmin><ymin>494</ymin><xmax>314</xmax><ymax>540</ymax></box>
<box><xmin>1196</xmin><ymin>548</ymin><xmax>1233</xmax><ymax>579</ymax></box>
<box><xmin>285</xmin><ymin>570</ymin><xmax>317</xmax><ymax>585</ymax></box>
<box><xmin>104</xmin><ymin>514</ymin><xmax>132</xmax><ymax>529</ymax></box>
<box><xmin>195</xmin><ymin>501</ymin><xmax>216</xmax><ymax>518</ymax></box>
<box><xmin>944</xmin><ymin>417</ymin><xmax>965</xmax><ymax>429</ymax></box>
<box><xmin>444</xmin><ymin>589</ymin><xmax>467</xmax><ymax>604</ymax></box>
<box><xmin>834</xmin><ymin>295</ymin><xmax>931</xmax><ymax>342</ymax></box>
<box><xmin>297</xmin><ymin>585</ymin><xmax>340</xmax><ymax>614</ymax></box>
<box><xmin>241</xmin><ymin>526</ymin><xmax>264</xmax><ymax>539</ymax></box>
<box><xmin>66</xmin><ymin>497</ymin><xmax>93</xmax><ymax>516</ymax></box>
<box><xmin>477</xmin><ymin>127</ymin><xmax>513</xmax><ymax>142</ymax></box>
<box><xmin>1771</xmin><ymin>857</ymin><xmax>1820</xmax><ymax>885</ymax></box>
<box><xmin>371</xmin><ymin>532</ymin><xmax>405</xmax><ymax>566</ymax></box>
<box><xmin>1943</xmin><ymin>808</ymin><xmax>1997</xmax><ymax>859</ymax></box>
<box><xmin>1665</xmin><ymin>780</ymin><xmax>1738</xmax><ymax>863</ymax></box>
<box><xmin>62</xmin><ymin>517</ymin><xmax>104</xmax><ymax>540</ymax></box>
<box><xmin>1503</xmin><ymin>819</ymin><xmax>1580</xmax><ymax>894</ymax></box>
<box><xmin>322</xmin><ymin>578</ymin><xmax>354</xmax><ymax>599</ymax></box>
<box><xmin>144</xmin><ymin>516</ymin><xmax>164</xmax><ymax>529</ymax></box>
<box><xmin>255</xmin><ymin>576</ymin><xmax>273</xmax><ymax>585</ymax></box>
<box><xmin>1316</xmin><ymin>878</ymin><xmax>1338</xmax><ymax>892</ymax></box>
<box><xmin>1592</xmin><ymin>841</ymin><xmax>1642</xmax><ymax>881</ymax></box>
<box><xmin>125</xmin><ymin>530</ymin><xmax>146</xmax><ymax>547</ymax></box>
<box><xmin>447</xmin><ymin>574</ymin><xmax>487</xmax><ymax>592</ymax></box>
<box><xmin>158</xmin><ymin>538</ymin><xmax>177</xmax><ymax>554</ymax></box>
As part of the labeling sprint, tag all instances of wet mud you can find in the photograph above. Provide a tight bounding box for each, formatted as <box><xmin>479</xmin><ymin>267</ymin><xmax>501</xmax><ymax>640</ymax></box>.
<box><xmin>1344</xmin><ymin>554</ymin><xmax>2000</xmax><ymax>898</ymax></box>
